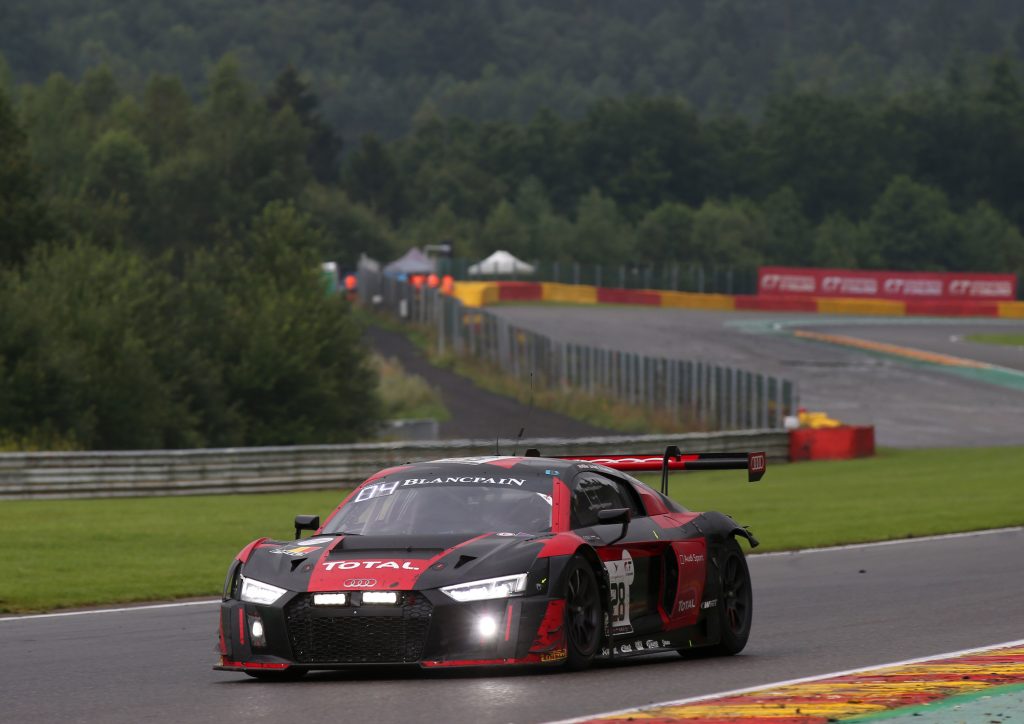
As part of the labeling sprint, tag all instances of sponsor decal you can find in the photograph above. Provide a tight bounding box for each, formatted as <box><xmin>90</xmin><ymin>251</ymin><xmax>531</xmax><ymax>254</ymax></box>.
<box><xmin>270</xmin><ymin>545</ymin><xmax>321</xmax><ymax>557</ymax></box>
<box><xmin>602</xmin><ymin>640</ymin><xmax>673</xmax><ymax>657</ymax></box>
<box><xmin>539</xmin><ymin>648</ymin><xmax>567</xmax><ymax>662</ymax></box>
<box><xmin>355</xmin><ymin>477</ymin><xmax>525</xmax><ymax>502</ymax></box>
<box><xmin>679</xmin><ymin>552</ymin><xmax>705</xmax><ymax>565</ymax></box>
<box><xmin>701</xmin><ymin>598</ymin><xmax>718</xmax><ymax>609</ymax></box>
<box><xmin>678</xmin><ymin>598</ymin><xmax>696</xmax><ymax>613</ymax></box>
<box><xmin>401</xmin><ymin>476</ymin><xmax>526</xmax><ymax>486</ymax></box>
<box><xmin>296</xmin><ymin>537</ymin><xmax>334</xmax><ymax>546</ymax></box>
<box><xmin>342</xmin><ymin>579</ymin><xmax>377</xmax><ymax>588</ymax></box>
<box><xmin>604</xmin><ymin>550</ymin><xmax>635</xmax><ymax>635</ymax></box>
<box><xmin>883</xmin><ymin>278</ymin><xmax>943</xmax><ymax>297</ymax></box>
<box><xmin>949</xmin><ymin>279</ymin><xmax>1014</xmax><ymax>297</ymax></box>
<box><xmin>322</xmin><ymin>560</ymin><xmax>421</xmax><ymax>571</ymax></box>
<box><xmin>760</xmin><ymin>273</ymin><xmax>816</xmax><ymax>294</ymax></box>
<box><xmin>821</xmin><ymin>276</ymin><xmax>878</xmax><ymax>295</ymax></box>
<box><xmin>749</xmin><ymin>452</ymin><xmax>767</xmax><ymax>475</ymax></box>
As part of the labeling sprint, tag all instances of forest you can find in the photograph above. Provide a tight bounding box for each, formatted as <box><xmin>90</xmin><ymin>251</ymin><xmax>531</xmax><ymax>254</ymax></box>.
<box><xmin>5</xmin><ymin>0</ymin><xmax>1024</xmax><ymax>140</ymax></box>
<box><xmin>3</xmin><ymin>1</ymin><xmax>1024</xmax><ymax>449</ymax></box>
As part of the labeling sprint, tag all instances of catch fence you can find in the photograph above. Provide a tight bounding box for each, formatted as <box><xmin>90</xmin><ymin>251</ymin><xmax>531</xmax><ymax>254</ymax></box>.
<box><xmin>361</xmin><ymin>273</ymin><xmax>798</xmax><ymax>431</ymax></box>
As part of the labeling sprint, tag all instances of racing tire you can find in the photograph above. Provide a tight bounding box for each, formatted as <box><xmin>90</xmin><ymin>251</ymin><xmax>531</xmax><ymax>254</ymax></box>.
<box><xmin>244</xmin><ymin>668</ymin><xmax>308</xmax><ymax>682</ymax></box>
<box><xmin>707</xmin><ymin>538</ymin><xmax>753</xmax><ymax>656</ymax></box>
<box><xmin>563</xmin><ymin>556</ymin><xmax>602</xmax><ymax>670</ymax></box>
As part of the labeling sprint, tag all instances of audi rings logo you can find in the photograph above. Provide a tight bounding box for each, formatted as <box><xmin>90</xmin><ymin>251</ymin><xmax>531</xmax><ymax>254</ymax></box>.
<box><xmin>343</xmin><ymin>578</ymin><xmax>378</xmax><ymax>588</ymax></box>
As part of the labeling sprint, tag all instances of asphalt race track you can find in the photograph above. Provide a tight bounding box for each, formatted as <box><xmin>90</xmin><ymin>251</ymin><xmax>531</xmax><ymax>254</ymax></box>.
<box><xmin>491</xmin><ymin>306</ymin><xmax>1024</xmax><ymax>447</ymax></box>
<box><xmin>3</xmin><ymin>528</ymin><xmax>1022</xmax><ymax>724</ymax></box>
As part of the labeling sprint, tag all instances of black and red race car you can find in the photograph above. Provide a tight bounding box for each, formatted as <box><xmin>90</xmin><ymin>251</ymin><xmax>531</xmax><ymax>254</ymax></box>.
<box><xmin>214</xmin><ymin>447</ymin><xmax>766</xmax><ymax>678</ymax></box>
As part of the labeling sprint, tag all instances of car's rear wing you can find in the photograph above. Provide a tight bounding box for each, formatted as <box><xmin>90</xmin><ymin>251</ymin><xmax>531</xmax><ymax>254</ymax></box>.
<box><xmin>526</xmin><ymin>446</ymin><xmax>766</xmax><ymax>495</ymax></box>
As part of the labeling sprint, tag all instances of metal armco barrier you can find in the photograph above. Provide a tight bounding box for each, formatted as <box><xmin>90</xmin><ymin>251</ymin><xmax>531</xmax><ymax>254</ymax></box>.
<box><xmin>0</xmin><ymin>430</ymin><xmax>788</xmax><ymax>500</ymax></box>
<box><xmin>360</xmin><ymin>272</ymin><xmax>799</xmax><ymax>430</ymax></box>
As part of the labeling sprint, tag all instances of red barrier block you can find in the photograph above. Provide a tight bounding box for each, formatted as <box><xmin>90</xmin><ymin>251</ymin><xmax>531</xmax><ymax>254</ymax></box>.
<box><xmin>904</xmin><ymin>300</ymin><xmax>1000</xmax><ymax>317</ymax></box>
<box><xmin>496</xmin><ymin>282</ymin><xmax>543</xmax><ymax>301</ymax></box>
<box><xmin>734</xmin><ymin>295</ymin><xmax>819</xmax><ymax>312</ymax></box>
<box><xmin>596</xmin><ymin>288</ymin><xmax>661</xmax><ymax>306</ymax></box>
<box><xmin>789</xmin><ymin>426</ymin><xmax>876</xmax><ymax>462</ymax></box>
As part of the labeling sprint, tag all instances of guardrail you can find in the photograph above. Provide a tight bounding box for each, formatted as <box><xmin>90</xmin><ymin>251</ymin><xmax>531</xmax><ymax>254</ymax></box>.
<box><xmin>0</xmin><ymin>430</ymin><xmax>788</xmax><ymax>500</ymax></box>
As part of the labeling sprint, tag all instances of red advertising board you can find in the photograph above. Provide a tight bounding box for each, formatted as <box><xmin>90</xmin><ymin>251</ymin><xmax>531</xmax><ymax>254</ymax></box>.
<box><xmin>758</xmin><ymin>266</ymin><xmax>1017</xmax><ymax>301</ymax></box>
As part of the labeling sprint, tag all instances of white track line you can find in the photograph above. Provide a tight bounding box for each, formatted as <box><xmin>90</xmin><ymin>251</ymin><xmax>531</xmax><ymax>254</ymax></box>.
<box><xmin>0</xmin><ymin>598</ymin><xmax>219</xmax><ymax>622</ymax></box>
<box><xmin>3</xmin><ymin>527</ymin><xmax>1021</xmax><ymax>622</ymax></box>
<box><xmin>751</xmin><ymin>525</ymin><xmax>1023</xmax><ymax>558</ymax></box>
<box><xmin>549</xmin><ymin>637</ymin><xmax>1024</xmax><ymax>724</ymax></box>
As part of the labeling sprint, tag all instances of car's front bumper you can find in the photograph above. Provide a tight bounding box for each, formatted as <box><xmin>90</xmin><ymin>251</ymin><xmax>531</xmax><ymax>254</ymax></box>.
<box><xmin>214</xmin><ymin>588</ymin><xmax>568</xmax><ymax>671</ymax></box>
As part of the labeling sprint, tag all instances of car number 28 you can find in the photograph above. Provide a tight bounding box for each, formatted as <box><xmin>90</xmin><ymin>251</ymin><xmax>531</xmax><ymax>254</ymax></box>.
<box><xmin>604</xmin><ymin>550</ymin><xmax>635</xmax><ymax>634</ymax></box>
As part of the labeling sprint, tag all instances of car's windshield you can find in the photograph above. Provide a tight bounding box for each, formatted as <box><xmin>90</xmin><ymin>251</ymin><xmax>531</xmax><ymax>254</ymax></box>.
<box><xmin>323</xmin><ymin>480</ymin><xmax>553</xmax><ymax>536</ymax></box>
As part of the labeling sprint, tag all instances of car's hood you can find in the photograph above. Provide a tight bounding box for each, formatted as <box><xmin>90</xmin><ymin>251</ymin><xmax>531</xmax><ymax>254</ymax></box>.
<box><xmin>241</xmin><ymin>532</ymin><xmax>546</xmax><ymax>594</ymax></box>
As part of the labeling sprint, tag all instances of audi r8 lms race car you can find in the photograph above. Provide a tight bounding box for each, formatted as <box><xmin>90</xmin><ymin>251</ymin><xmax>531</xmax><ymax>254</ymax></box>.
<box><xmin>214</xmin><ymin>447</ymin><xmax>767</xmax><ymax>678</ymax></box>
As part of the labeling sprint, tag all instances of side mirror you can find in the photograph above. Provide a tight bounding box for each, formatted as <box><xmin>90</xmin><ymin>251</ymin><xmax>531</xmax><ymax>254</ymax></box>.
<box><xmin>294</xmin><ymin>515</ymin><xmax>320</xmax><ymax>540</ymax></box>
<box><xmin>597</xmin><ymin>507</ymin><xmax>631</xmax><ymax>545</ymax></box>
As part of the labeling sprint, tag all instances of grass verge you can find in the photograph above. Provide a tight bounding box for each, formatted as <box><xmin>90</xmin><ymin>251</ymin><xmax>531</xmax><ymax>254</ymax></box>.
<box><xmin>639</xmin><ymin>446</ymin><xmax>1024</xmax><ymax>551</ymax></box>
<box><xmin>0</xmin><ymin>490</ymin><xmax>346</xmax><ymax>613</ymax></box>
<box><xmin>2</xmin><ymin>446</ymin><xmax>1021</xmax><ymax>613</ymax></box>
<box><xmin>966</xmin><ymin>333</ymin><xmax>1024</xmax><ymax>346</ymax></box>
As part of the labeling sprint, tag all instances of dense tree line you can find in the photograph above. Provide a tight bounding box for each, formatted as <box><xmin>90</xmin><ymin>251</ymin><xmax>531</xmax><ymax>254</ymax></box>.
<box><xmin>4</xmin><ymin>0</ymin><xmax>1024</xmax><ymax>142</ymax></box>
<box><xmin>0</xmin><ymin>64</ymin><xmax>381</xmax><ymax>450</ymax></box>
<box><xmin>347</xmin><ymin>61</ymin><xmax>1024</xmax><ymax>277</ymax></box>
<box><xmin>4</xmin><ymin>45</ymin><xmax>1024</xmax><ymax>447</ymax></box>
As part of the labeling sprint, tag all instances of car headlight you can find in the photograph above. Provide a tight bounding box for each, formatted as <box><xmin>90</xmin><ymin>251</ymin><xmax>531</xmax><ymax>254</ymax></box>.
<box><xmin>441</xmin><ymin>573</ymin><xmax>528</xmax><ymax>602</ymax></box>
<box><xmin>239</xmin><ymin>576</ymin><xmax>288</xmax><ymax>605</ymax></box>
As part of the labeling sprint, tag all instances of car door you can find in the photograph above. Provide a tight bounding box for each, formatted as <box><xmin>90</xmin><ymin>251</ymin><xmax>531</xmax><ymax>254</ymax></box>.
<box><xmin>569</xmin><ymin>472</ymin><xmax>669</xmax><ymax>640</ymax></box>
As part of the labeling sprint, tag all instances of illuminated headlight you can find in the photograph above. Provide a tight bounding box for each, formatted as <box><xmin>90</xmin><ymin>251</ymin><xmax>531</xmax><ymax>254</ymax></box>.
<box><xmin>441</xmin><ymin>574</ymin><xmax>528</xmax><ymax>602</ymax></box>
<box><xmin>312</xmin><ymin>593</ymin><xmax>347</xmax><ymax>606</ymax></box>
<box><xmin>362</xmin><ymin>591</ymin><xmax>399</xmax><ymax>605</ymax></box>
<box><xmin>239</xmin><ymin>577</ymin><xmax>287</xmax><ymax>605</ymax></box>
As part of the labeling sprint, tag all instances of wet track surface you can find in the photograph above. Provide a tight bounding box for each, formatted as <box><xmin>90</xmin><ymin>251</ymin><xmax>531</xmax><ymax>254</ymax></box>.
<box><xmin>491</xmin><ymin>306</ymin><xmax>1024</xmax><ymax>447</ymax></box>
<box><xmin>3</xmin><ymin>528</ymin><xmax>1022</xmax><ymax>724</ymax></box>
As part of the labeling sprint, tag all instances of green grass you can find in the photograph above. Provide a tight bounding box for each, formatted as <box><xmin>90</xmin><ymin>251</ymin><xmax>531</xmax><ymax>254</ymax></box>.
<box><xmin>638</xmin><ymin>446</ymin><xmax>1024</xmax><ymax>552</ymax></box>
<box><xmin>372</xmin><ymin>353</ymin><xmax>450</xmax><ymax>422</ymax></box>
<box><xmin>2</xmin><ymin>447</ymin><xmax>1021</xmax><ymax>613</ymax></box>
<box><xmin>0</xmin><ymin>489</ymin><xmax>347</xmax><ymax>613</ymax></box>
<box><xmin>966</xmin><ymin>333</ymin><xmax>1024</xmax><ymax>346</ymax></box>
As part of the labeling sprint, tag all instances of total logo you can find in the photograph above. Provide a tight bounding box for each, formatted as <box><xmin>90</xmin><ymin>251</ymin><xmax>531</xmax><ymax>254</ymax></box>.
<box><xmin>678</xmin><ymin>598</ymin><xmax>696</xmax><ymax>613</ymax></box>
<box><xmin>322</xmin><ymin>560</ymin><xmax>420</xmax><ymax>571</ymax></box>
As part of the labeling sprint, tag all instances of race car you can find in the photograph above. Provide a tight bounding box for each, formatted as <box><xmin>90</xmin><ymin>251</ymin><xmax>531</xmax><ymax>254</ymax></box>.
<box><xmin>214</xmin><ymin>447</ymin><xmax>766</xmax><ymax>678</ymax></box>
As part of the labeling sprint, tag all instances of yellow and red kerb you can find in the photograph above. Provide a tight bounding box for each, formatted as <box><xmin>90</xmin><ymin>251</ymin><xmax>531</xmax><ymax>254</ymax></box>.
<box><xmin>579</xmin><ymin>645</ymin><xmax>1024</xmax><ymax>723</ymax></box>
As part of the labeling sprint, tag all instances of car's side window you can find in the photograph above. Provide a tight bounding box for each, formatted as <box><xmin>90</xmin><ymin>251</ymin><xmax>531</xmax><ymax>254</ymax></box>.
<box><xmin>571</xmin><ymin>474</ymin><xmax>644</xmax><ymax>528</ymax></box>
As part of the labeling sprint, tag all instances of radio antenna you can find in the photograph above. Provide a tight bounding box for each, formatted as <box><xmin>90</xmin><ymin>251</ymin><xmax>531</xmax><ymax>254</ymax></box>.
<box><xmin>512</xmin><ymin>372</ymin><xmax>535</xmax><ymax>456</ymax></box>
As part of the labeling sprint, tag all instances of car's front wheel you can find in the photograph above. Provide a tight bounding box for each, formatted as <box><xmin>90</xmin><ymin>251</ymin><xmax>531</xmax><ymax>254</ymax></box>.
<box><xmin>563</xmin><ymin>556</ymin><xmax>602</xmax><ymax>670</ymax></box>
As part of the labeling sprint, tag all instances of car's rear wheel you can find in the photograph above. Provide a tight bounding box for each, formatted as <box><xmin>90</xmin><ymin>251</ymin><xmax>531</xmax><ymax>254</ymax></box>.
<box><xmin>563</xmin><ymin>556</ymin><xmax>602</xmax><ymax>670</ymax></box>
<box><xmin>244</xmin><ymin>668</ymin><xmax>308</xmax><ymax>681</ymax></box>
<box><xmin>710</xmin><ymin>538</ymin><xmax>752</xmax><ymax>656</ymax></box>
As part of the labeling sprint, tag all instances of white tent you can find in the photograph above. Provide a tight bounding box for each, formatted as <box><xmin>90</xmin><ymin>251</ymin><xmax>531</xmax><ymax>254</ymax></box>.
<box><xmin>468</xmin><ymin>250</ymin><xmax>536</xmax><ymax>276</ymax></box>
